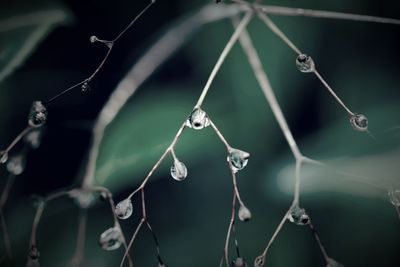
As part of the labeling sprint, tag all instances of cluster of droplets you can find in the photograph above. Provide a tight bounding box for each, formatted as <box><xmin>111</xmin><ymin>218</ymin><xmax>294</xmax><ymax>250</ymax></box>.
<box><xmin>296</xmin><ymin>54</ymin><xmax>315</xmax><ymax>73</ymax></box>
<box><xmin>349</xmin><ymin>113</ymin><xmax>368</xmax><ymax>132</ymax></box>
<box><xmin>28</xmin><ymin>101</ymin><xmax>48</xmax><ymax>128</ymax></box>
<box><xmin>287</xmin><ymin>205</ymin><xmax>310</xmax><ymax>226</ymax></box>
<box><xmin>99</xmin><ymin>226</ymin><xmax>123</xmax><ymax>251</ymax></box>
<box><xmin>115</xmin><ymin>198</ymin><xmax>133</xmax><ymax>219</ymax></box>
<box><xmin>228</xmin><ymin>149</ymin><xmax>250</xmax><ymax>173</ymax></box>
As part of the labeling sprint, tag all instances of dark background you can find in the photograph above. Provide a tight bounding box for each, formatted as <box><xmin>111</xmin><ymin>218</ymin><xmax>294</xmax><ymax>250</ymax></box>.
<box><xmin>1</xmin><ymin>0</ymin><xmax>400</xmax><ymax>266</ymax></box>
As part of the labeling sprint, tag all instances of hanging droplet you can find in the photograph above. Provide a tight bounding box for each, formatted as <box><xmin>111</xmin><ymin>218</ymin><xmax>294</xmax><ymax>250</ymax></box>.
<box><xmin>231</xmin><ymin>257</ymin><xmax>248</xmax><ymax>267</ymax></box>
<box><xmin>388</xmin><ymin>189</ymin><xmax>400</xmax><ymax>207</ymax></box>
<box><xmin>115</xmin><ymin>198</ymin><xmax>133</xmax><ymax>219</ymax></box>
<box><xmin>296</xmin><ymin>54</ymin><xmax>315</xmax><ymax>73</ymax></box>
<box><xmin>89</xmin><ymin>35</ymin><xmax>98</xmax><ymax>43</ymax></box>
<box><xmin>99</xmin><ymin>227</ymin><xmax>123</xmax><ymax>251</ymax></box>
<box><xmin>0</xmin><ymin>150</ymin><xmax>8</xmax><ymax>164</ymax></box>
<box><xmin>326</xmin><ymin>257</ymin><xmax>344</xmax><ymax>267</ymax></box>
<box><xmin>28</xmin><ymin>245</ymin><xmax>40</xmax><ymax>260</ymax></box>
<box><xmin>28</xmin><ymin>101</ymin><xmax>47</xmax><ymax>128</ymax></box>
<box><xmin>81</xmin><ymin>81</ymin><xmax>90</xmax><ymax>93</ymax></box>
<box><xmin>254</xmin><ymin>255</ymin><xmax>266</xmax><ymax>267</ymax></box>
<box><xmin>287</xmin><ymin>205</ymin><xmax>310</xmax><ymax>226</ymax></box>
<box><xmin>349</xmin><ymin>113</ymin><xmax>368</xmax><ymax>132</ymax></box>
<box><xmin>238</xmin><ymin>205</ymin><xmax>252</xmax><ymax>222</ymax></box>
<box><xmin>24</xmin><ymin>129</ymin><xmax>43</xmax><ymax>149</ymax></box>
<box><xmin>170</xmin><ymin>159</ymin><xmax>188</xmax><ymax>181</ymax></box>
<box><xmin>69</xmin><ymin>189</ymin><xmax>95</xmax><ymax>209</ymax></box>
<box><xmin>6</xmin><ymin>155</ymin><xmax>26</xmax><ymax>175</ymax></box>
<box><xmin>228</xmin><ymin>149</ymin><xmax>250</xmax><ymax>173</ymax></box>
<box><xmin>186</xmin><ymin>108</ymin><xmax>210</xmax><ymax>130</ymax></box>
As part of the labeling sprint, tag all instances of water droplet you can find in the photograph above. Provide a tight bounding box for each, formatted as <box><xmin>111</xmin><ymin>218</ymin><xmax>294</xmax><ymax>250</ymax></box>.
<box><xmin>326</xmin><ymin>257</ymin><xmax>344</xmax><ymax>267</ymax></box>
<box><xmin>99</xmin><ymin>227</ymin><xmax>123</xmax><ymax>251</ymax></box>
<box><xmin>228</xmin><ymin>149</ymin><xmax>250</xmax><ymax>173</ymax></box>
<box><xmin>81</xmin><ymin>82</ymin><xmax>90</xmax><ymax>93</ymax></box>
<box><xmin>100</xmin><ymin>191</ymin><xmax>111</xmax><ymax>201</ymax></box>
<box><xmin>170</xmin><ymin>159</ymin><xmax>187</xmax><ymax>181</ymax></box>
<box><xmin>238</xmin><ymin>205</ymin><xmax>251</xmax><ymax>222</ymax></box>
<box><xmin>296</xmin><ymin>54</ymin><xmax>315</xmax><ymax>73</ymax></box>
<box><xmin>0</xmin><ymin>150</ymin><xmax>8</xmax><ymax>164</ymax></box>
<box><xmin>186</xmin><ymin>108</ymin><xmax>210</xmax><ymax>130</ymax></box>
<box><xmin>69</xmin><ymin>190</ymin><xmax>95</xmax><ymax>209</ymax></box>
<box><xmin>350</xmin><ymin>113</ymin><xmax>368</xmax><ymax>132</ymax></box>
<box><xmin>287</xmin><ymin>205</ymin><xmax>310</xmax><ymax>226</ymax></box>
<box><xmin>28</xmin><ymin>245</ymin><xmax>40</xmax><ymax>260</ymax></box>
<box><xmin>254</xmin><ymin>255</ymin><xmax>265</xmax><ymax>267</ymax></box>
<box><xmin>24</xmin><ymin>128</ymin><xmax>43</xmax><ymax>149</ymax></box>
<box><xmin>28</xmin><ymin>101</ymin><xmax>47</xmax><ymax>128</ymax></box>
<box><xmin>231</xmin><ymin>257</ymin><xmax>248</xmax><ymax>267</ymax></box>
<box><xmin>388</xmin><ymin>189</ymin><xmax>400</xmax><ymax>207</ymax></box>
<box><xmin>89</xmin><ymin>35</ymin><xmax>98</xmax><ymax>43</ymax></box>
<box><xmin>156</xmin><ymin>263</ymin><xmax>167</xmax><ymax>267</ymax></box>
<box><xmin>6</xmin><ymin>155</ymin><xmax>26</xmax><ymax>175</ymax></box>
<box><xmin>115</xmin><ymin>198</ymin><xmax>133</xmax><ymax>219</ymax></box>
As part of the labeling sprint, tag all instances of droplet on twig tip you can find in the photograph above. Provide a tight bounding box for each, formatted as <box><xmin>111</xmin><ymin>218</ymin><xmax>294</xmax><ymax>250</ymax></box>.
<box><xmin>238</xmin><ymin>205</ymin><xmax>252</xmax><ymax>221</ymax></box>
<box><xmin>350</xmin><ymin>113</ymin><xmax>368</xmax><ymax>132</ymax></box>
<box><xmin>99</xmin><ymin>227</ymin><xmax>123</xmax><ymax>251</ymax></box>
<box><xmin>28</xmin><ymin>101</ymin><xmax>47</xmax><ymax>128</ymax></box>
<box><xmin>232</xmin><ymin>257</ymin><xmax>248</xmax><ymax>267</ymax></box>
<box><xmin>254</xmin><ymin>255</ymin><xmax>265</xmax><ymax>267</ymax></box>
<box><xmin>115</xmin><ymin>198</ymin><xmax>133</xmax><ymax>219</ymax></box>
<box><xmin>170</xmin><ymin>159</ymin><xmax>188</xmax><ymax>181</ymax></box>
<box><xmin>288</xmin><ymin>205</ymin><xmax>310</xmax><ymax>226</ymax></box>
<box><xmin>186</xmin><ymin>108</ymin><xmax>210</xmax><ymax>130</ymax></box>
<box><xmin>228</xmin><ymin>149</ymin><xmax>250</xmax><ymax>173</ymax></box>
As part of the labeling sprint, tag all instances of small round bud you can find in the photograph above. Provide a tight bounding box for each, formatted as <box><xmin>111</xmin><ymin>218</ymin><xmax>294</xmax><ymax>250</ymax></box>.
<box><xmin>186</xmin><ymin>108</ymin><xmax>210</xmax><ymax>130</ymax></box>
<box><xmin>28</xmin><ymin>101</ymin><xmax>47</xmax><ymax>127</ymax></box>
<box><xmin>296</xmin><ymin>54</ymin><xmax>315</xmax><ymax>73</ymax></box>
<box><xmin>115</xmin><ymin>198</ymin><xmax>133</xmax><ymax>219</ymax></box>
<box><xmin>228</xmin><ymin>149</ymin><xmax>250</xmax><ymax>173</ymax></box>
<box><xmin>170</xmin><ymin>159</ymin><xmax>188</xmax><ymax>181</ymax></box>
<box><xmin>238</xmin><ymin>205</ymin><xmax>252</xmax><ymax>222</ymax></box>
<box><xmin>350</xmin><ymin>113</ymin><xmax>368</xmax><ymax>132</ymax></box>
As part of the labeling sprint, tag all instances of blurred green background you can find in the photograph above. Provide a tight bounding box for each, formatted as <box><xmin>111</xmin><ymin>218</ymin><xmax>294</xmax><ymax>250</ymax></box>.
<box><xmin>0</xmin><ymin>0</ymin><xmax>400</xmax><ymax>266</ymax></box>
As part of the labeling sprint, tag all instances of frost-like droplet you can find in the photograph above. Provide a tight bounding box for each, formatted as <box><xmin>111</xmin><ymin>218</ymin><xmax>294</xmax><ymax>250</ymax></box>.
<box><xmin>0</xmin><ymin>150</ymin><xmax>8</xmax><ymax>164</ymax></box>
<box><xmin>115</xmin><ymin>198</ymin><xmax>133</xmax><ymax>219</ymax></box>
<box><xmin>170</xmin><ymin>159</ymin><xmax>187</xmax><ymax>181</ymax></box>
<box><xmin>228</xmin><ymin>149</ymin><xmax>250</xmax><ymax>173</ymax></box>
<box><xmin>326</xmin><ymin>257</ymin><xmax>344</xmax><ymax>267</ymax></box>
<box><xmin>296</xmin><ymin>54</ymin><xmax>315</xmax><ymax>73</ymax></box>
<box><xmin>254</xmin><ymin>255</ymin><xmax>266</xmax><ymax>267</ymax></box>
<box><xmin>7</xmin><ymin>155</ymin><xmax>26</xmax><ymax>175</ymax></box>
<box><xmin>238</xmin><ymin>205</ymin><xmax>251</xmax><ymax>222</ymax></box>
<box><xmin>388</xmin><ymin>189</ymin><xmax>400</xmax><ymax>207</ymax></box>
<box><xmin>28</xmin><ymin>101</ymin><xmax>47</xmax><ymax>128</ymax></box>
<box><xmin>350</xmin><ymin>113</ymin><xmax>368</xmax><ymax>132</ymax></box>
<box><xmin>99</xmin><ymin>227</ymin><xmax>123</xmax><ymax>251</ymax></box>
<box><xmin>28</xmin><ymin>245</ymin><xmax>40</xmax><ymax>260</ymax></box>
<box><xmin>24</xmin><ymin>129</ymin><xmax>43</xmax><ymax>149</ymax></box>
<box><xmin>288</xmin><ymin>205</ymin><xmax>310</xmax><ymax>226</ymax></box>
<box><xmin>81</xmin><ymin>82</ymin><xmax>90</xmax><ymax>93</ymax></box>
<box><xmin>186</xmin><ymin>108</ymin><xmax>210</xmax><ymax>130</ymax></box>
<box><xmin>90</xmin><ymin>35</ymin><xmax>98</xmax><ymax>43</ymax></box>
<box><xmin>231</xmin><ymin>257</ymin><xmax>248</xmax><ymax>267</ymax></box>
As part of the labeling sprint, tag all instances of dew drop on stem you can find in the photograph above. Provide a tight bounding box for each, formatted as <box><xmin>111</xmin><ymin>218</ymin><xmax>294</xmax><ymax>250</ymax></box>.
<box><xmin>28</xmin><ymin>101</ymin><xmax>47</xmax><ymax>128</ymax></box>
<box><xmin>99</xmin><ymin>227</ymin><xmax>123</xmax><ymax>251</ymax></box>
<box><xmin>296</xmin><ymin>54</ymin><xmax>315</xmax><ymax>73</ymax></box>
<box><xmin>228</xmin><ymin>149</ymin><xmax>250</xmax><ymax>173</ymax></box>
<box><xmin>238</xmin><ymin>205</ymin><xmax>252</xmax><ymax>222</ymax></box>
<box><xmin>231</xmin><ymin>257</ymin><xmax>248</xmax><ymax>267</ymax></box>
<box><xmin>186</xmin><ymin>108</ymin><xmax>210</xmax><ymax>130</ymax></box>
<box><xmin>0</xmin><ymin>150</ymin><xmax>8</xmax><ymax>164</ymax></box>
<box><xmin>115</xmin><ymin>198</ymin><xmax>133</xmax><ymax>219</ymax></box>
<box><xmin>170</xmin><ymin>159</ymin><xmax>188</xmax><ymax>181</ymax></box>
<box><xmin>350</xmin><ymin>113</ymin><xmax>368</xmax><ymax>132</ymax></box>
<box><xmin>254</xmin><ymin>255</ymin><xmax>266</xmax><ymax>267</ymax></box>
<box><xmin>287</xmin><ymin>205</ymin><xmax>310</xmax><ymax>226</ymax></box>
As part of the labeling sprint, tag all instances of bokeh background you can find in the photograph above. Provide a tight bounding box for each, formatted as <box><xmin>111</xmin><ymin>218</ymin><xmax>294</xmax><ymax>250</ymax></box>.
<box><xmin>1</xmin><ymin>0</ymin><xmax>400</xmax><ymax>266</ymax></box>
